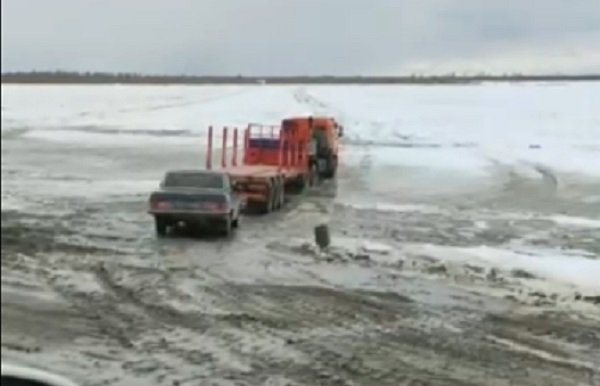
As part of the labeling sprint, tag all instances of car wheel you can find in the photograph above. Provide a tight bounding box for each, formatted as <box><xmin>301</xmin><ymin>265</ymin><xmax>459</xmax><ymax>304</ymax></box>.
<box><xmin>155</xmin><ymin>216</ymin><xmax>168</xmax><ymax>237</ymax></box>
<box><xmin>223</xmin><ymin>216</ymin><xmax>233</xmax><ymax>237</ymax></box>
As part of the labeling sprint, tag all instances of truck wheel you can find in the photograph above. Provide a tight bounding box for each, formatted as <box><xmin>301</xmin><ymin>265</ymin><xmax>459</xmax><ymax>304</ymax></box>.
<box><xmin>274</xmin><ymin>178</ymin><xmax>284</xmax><ymax>209</ymax></box>
<box><xmin>270</xmin><ymin>181</ymin><xmax>277</xmax><ymax>211</ymax></box>
<box><xmin>278</xmin><ymin>177</ymin><xmax>286</xmax><ymax>208</ymax></box>
<box><xmin>309</xmin><ymin>164</ymin><xmax>319</xmax><ymax>187</ymax></box>
<box><xmin>276</xmin><ymin>179</ymin><xmax>282</xmax><ymax>209</ymax></box>
<box><xmin>155</xmin><ymin>216</ymin><xmax>168</xmax><ymax>237</ymax></box>
<box><xmin>297</xmin><ymin>173</ymin><xmax>308</xmax><ymax>192</ymax></box>
<box><xmin>324</xmin><ymin>156</ymin><xmax>337</xmax><ymax>178</ymax></box>
<box><xmin>272</xmin><ymin>179</ymin><xmax>279</xmax><ymax>210</ymax></box>
<box><xmin>259</xmin><ymin>181</ymin><xmax>274</xmax><ymax>214</ymax></box>
<box><xmin>232</xmin><ymin>212</ymin><xmax>240</xmax><ymax>228</ymax></box>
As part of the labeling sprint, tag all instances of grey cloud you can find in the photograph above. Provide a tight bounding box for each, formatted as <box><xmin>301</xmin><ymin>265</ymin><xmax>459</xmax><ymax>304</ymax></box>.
<box><xmin>2</xmin><ymin>0</ymin><xmax>599</xmax><ymax>74</ymax></box>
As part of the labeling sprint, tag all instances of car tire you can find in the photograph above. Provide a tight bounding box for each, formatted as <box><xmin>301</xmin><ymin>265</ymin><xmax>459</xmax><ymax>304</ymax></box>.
<box><xmin>223</xmin><ymin>216</ymin><xmax>233</xmax><ymax>237</ymax></box>
<box><xmin>155</xmin><ymin>216</ymin><xmax>168</xmax><ymax>237</ymax></box>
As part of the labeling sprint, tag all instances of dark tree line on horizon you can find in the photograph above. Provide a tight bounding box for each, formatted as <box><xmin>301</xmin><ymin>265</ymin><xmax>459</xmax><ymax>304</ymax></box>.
<box><xmin>2</xmin><ymin>71</ymin><xmax>599</xmax><ymax>84</ymax></box>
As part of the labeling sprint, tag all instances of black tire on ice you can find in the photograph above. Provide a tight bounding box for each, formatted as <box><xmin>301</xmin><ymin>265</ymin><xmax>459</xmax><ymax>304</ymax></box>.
<box><xmin>314</xmin><ymin>224</ymin><xmax>331</xmax><ymax>250</ymax></box>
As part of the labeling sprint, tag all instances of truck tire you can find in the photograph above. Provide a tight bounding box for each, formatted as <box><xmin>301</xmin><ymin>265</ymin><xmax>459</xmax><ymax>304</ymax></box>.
<box><xmin>272</xmin><ymin>179</ymin><xmax>280</xmax><ymax>210</ymax></box>
<box><xmin>273</xmin><ymin>178</ymin><xmax>281</xmax><ymax>210</ymax></box>
<box><xmin>278</xmin><ymin>177</ymin><xmax>286</xmax><ymax>208</ymax></box>
<box><xmin>309</xmin><ymin>163</ymin><xmax>319</xmax><ymax>187</ymax></box>
<box><xmin>270</xmin><ymin>179</ymin><xmax>277</xmax><ymax>211</ymax></box>
<box><xmin>274</xmin><ymin>177</ymin><xmax>285</xmax><ymax>209</ymax></box>
<box><xmin>155</xmin><ymin>216</ymin><xmax>168</xmax><ymax>237</ymax></box>
<box><xmin>260</xmin><ymin>180</ymin><xmax>275</xmax><ymax>214</ymax></box>
<box><xmin>297</xmin><ymin>173</ymin><xmax>309</xmax><ymax>192</ymax></box>
<box><xmin>323</xmin><ymin>156</ymin><xmax>337</xmax><ymax>179</ymax></box>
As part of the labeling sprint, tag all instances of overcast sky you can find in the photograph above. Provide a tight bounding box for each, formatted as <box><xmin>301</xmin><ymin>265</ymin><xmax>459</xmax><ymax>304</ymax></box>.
<box><xmin>2</xmin><ymin>0</ymin><xmax>599</xmax><ymax>75</ymax></box>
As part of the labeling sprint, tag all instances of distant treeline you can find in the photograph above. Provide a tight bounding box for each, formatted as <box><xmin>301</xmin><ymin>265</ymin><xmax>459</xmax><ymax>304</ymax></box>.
<box><xmin>2</xmin><ymin>71</ymin><xmax>599</xmax><ymax>84</ymax></box>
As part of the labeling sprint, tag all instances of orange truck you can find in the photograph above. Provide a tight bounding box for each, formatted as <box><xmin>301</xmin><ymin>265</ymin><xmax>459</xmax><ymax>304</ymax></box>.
<box><xmin>206</xmin><ymin>115</ymin><xmax>343</xmax><ymax>213</ymax></box>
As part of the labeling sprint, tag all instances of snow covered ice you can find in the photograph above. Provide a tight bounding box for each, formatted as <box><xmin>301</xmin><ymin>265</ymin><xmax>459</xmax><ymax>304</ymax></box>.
<box><xmin>2</xmin><ymin>82</ymin><xmax>600</xmax><ymax>386</ymax></box>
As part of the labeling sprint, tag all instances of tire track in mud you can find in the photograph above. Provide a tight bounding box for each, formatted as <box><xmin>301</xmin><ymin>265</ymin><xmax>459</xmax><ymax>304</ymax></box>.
<box><xmin>32</xmin><ymin>261</ymin><xmax>600</xmax><ymax>386</ymax></box>
<box><xmin>484</xmin><ymin>312</ymin><xmax>600</xmax><ymax>363</ymax></box>
<box><xmin>65</xmin><ymin>254</ymin><xmax>490</xmax><ymax>385</ymax></box>
<box><xmin>85</xmin><ymin>263</ymin><xmax>429</xmax><ymax>385</ymax></box>
<box><xmin>91</xmin><ymin>259</ymin><xmax>414</xmax><ymax>333</ymax></box>
<box><xmin>128</xmin><ymin>266</ymin><xmax>580</xmax><ymax>385</ymax></box>
<box><xmin>40</xmin><ymin>262</ymin><xmax>264</xmax><ymax>378</ymax></box>
<box><xmin>6</xmin><ymin>209</ymin><xmax>599</xmax><ymax>386</ymax></box>
<box><xmin>44</xmin><ymin>271</ymin><xmax>138</xmax><ymax>350</ymax></box>
<box><xmin>255</xmin><ymin>194</ymin><xmax>600</xmax><ymax>386</ymax></box>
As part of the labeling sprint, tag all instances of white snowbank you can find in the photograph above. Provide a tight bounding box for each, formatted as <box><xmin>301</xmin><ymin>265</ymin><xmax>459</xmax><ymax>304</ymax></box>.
<box><xmin>3</xmin><ymin>82</ymin><xmax>599</xmax><ymax>179</ymax></box>
<box><xmin>550</xmin><ymin>215</ymin><xmax>600</xmax><ymax>228</ymax></box>
<box><xmin>403</xmin><ymin>243</ymin><xmax>600</xmax><ymax>293</ymax></box>
<box><xmin>337</xmin><ymin>201</ymin><xmax>444</xmax><ymax>214</ymax></box>
<box><xmin>23</xmin><ymin>129</ymin><xmax>199</xmax><ymax>147</ymax></box>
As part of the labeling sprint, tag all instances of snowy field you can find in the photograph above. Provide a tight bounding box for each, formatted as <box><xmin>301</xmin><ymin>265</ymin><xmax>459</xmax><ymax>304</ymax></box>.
<box><xmin>2</xmin><ymin>83</ymin><xmax>600</xmax><ymax>385</ymax></box>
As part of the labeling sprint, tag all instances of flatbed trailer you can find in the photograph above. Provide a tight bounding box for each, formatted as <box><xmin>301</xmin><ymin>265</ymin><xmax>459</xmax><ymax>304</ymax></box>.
<box><xmin>205</xmin><ymin>123</ymin><xmax>317</xmax><ymax>213</ymax></box>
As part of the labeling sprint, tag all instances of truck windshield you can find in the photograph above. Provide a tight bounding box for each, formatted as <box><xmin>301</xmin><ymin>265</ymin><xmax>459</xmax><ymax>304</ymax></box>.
<box><xmin>164</xmin><ymin>173</ymin><xmax>224</xmax><ymax>189</ymax></box>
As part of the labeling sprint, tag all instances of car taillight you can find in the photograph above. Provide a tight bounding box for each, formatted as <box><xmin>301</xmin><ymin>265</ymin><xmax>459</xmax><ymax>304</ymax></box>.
<box><xmin>205</xmin><ymin>202</ymin><xmax>227</xmax><ymax>211</ymax></box>
<box><xmin>151</xmin><ymin>200</ymin><xmax>171</xmax><ymax>210</ymax></box>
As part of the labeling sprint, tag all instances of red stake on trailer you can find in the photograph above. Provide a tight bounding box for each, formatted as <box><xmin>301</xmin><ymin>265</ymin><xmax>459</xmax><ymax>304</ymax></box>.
<box><xmin>206</xmin><ymin>126</ymin><xmax>213</xmax><ymax>170</ymax></box>
<box><xmin>277</xmin><ymin>128</ymin><xmax>284</xmax><ymax>171</ymax></box>
<box><xmin>243</xmin><ymin>125</ymin><xmax>250</xmax><ymax>164</ymax></box>
<box><xmin>221</xmin><ymin>127</ymin><xmax>228</xmax><ymax>168</ymax></box>
<box><xmin>232</xmin><ymin>127</ymin><xmax>238</xmax><ymax>167</ymax></box>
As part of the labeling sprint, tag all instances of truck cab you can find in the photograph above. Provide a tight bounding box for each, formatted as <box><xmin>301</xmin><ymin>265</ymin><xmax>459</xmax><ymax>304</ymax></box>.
<box><xmin>281</xmin><ymin>116</ymin><xmax>341</xmax><ymax>179</ymax></box>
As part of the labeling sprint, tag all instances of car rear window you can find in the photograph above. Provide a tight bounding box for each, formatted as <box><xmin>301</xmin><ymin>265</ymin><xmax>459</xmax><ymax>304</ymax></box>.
<box><xmin>164</xmin><ymin>173</ymin><xmax>224</xmax><ymax>189</ymax></box>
